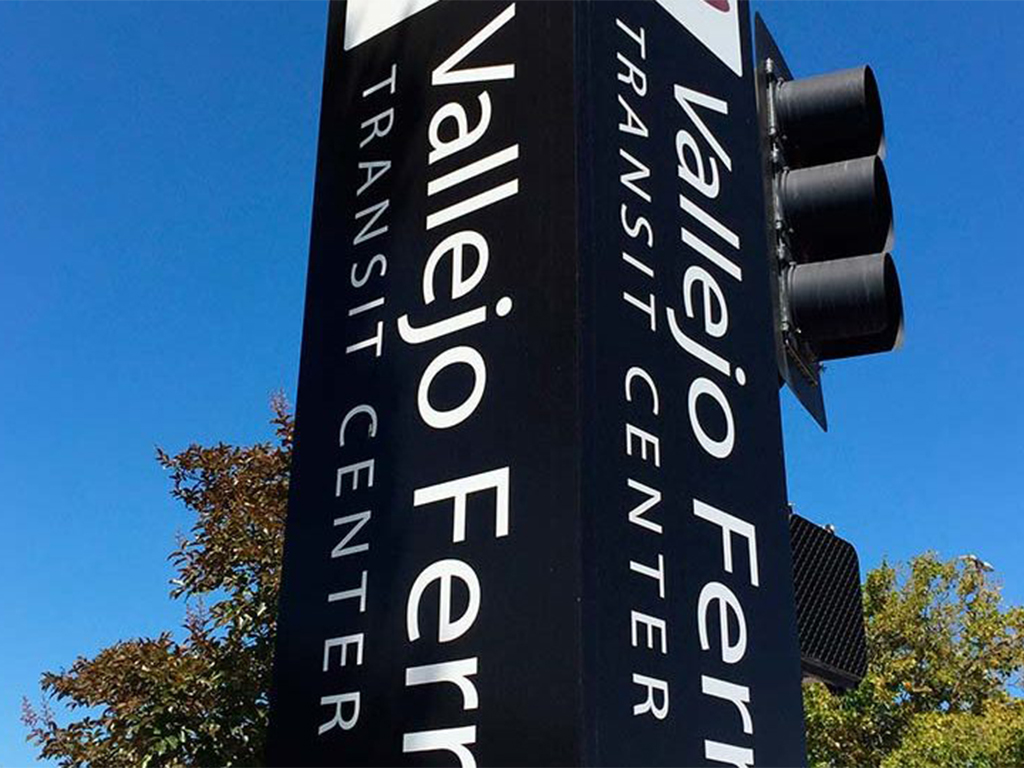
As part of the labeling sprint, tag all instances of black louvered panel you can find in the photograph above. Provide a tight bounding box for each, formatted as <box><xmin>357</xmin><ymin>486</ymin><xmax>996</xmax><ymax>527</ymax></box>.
<box><xmin>789</xmin><ymin>513</ymin><xmax>867</xmax><ymax>689</ymax></box>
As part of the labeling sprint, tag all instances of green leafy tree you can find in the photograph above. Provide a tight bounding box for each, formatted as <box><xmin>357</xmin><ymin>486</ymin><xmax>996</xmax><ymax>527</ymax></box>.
<box><xmin>805</xmin><ymin>552</ymin><xmax>1024</xmax><ymax>767</ymax></box>
<box><xmin>23</xmin><ymin>399</ymin><xmax>1024</xmax><ymax>768</ymax></box>
<box><xmin>22</xmin><ymin>397</ymin><xmax>292</xmax><ymax>767</ymax></box>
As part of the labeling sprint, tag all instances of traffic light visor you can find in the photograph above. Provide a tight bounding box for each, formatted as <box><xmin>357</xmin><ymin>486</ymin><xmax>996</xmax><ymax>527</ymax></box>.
<box><xmin>787</xmin><ymin>252</ymin><xmax>904</xmax><ymax>360</ymax></box>
<box><xmin>780</xmin><ymin>156</ymin><xmax>893</xmax><ymax>261</ymax></box>
<box><xmin>775</xmin><ymin>65</ymin><xmax>884</xmax><ymax>167</ymax></box>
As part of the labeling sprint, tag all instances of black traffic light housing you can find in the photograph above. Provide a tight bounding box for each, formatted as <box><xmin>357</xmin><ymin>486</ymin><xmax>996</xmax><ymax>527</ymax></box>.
<box><xmin>755</xmin><ymin>16</ymin><xmax>905</xmax><ymax>429</ymax></box>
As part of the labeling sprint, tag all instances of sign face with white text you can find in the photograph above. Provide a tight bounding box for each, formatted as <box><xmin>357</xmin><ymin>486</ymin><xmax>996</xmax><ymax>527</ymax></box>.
<box><xmin>268</xmin><ymin>2</ymin><xmax>806</xmax><ymax>765</ymax></box>
<box><xmin>268</xmin><ymin>3</ymin><xmax>581</xmax><ymax>765</ymax></box>
<box><xmin>575</xmin><ymin>2</ymin><xmax>806</xmax><ymax>764</ymax></box>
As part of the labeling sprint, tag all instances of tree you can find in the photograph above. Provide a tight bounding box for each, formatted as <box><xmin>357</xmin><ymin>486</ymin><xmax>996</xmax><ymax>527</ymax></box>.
<box><xmin>22</xmin><ymin>396</ymin><xmax>292</xmax><ymax>767</ymax></box>
<box><xmin>24</xmin><ymin>398</ymin><xmax>1024</xmax><ymax>767</ymax></box>
<box><xmin>804</xmin><ymin>552</ymin><xmax>1024</xmax><ymax>767</ymax></box>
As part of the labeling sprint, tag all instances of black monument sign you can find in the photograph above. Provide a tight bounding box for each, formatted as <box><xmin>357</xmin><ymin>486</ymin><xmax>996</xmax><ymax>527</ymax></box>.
<box><xmin>268</xmin><ymin>2</ymin><xmax>806</xmax><ymax>765</ymax></box>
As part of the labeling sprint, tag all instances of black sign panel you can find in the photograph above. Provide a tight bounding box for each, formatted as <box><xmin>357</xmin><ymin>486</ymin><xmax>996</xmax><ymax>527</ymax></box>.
<box><xmin>269</xmin><ymin>1</ymin><xmax>805</xmax><ymax>765</ymax></box>
<box><xmin>268</xmin><ymin>2</ymin><xmax>581</xmax><ymax>765</ymax></box>
<box><xmin>575</xmin><ymin>1</ymin><xmax>806</xmax><ymax>765</ymax></box>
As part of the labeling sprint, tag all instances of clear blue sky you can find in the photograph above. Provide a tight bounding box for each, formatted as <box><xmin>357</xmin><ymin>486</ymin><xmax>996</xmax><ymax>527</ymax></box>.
<box><xmin>0</xmin><ymin>2</ymin><xmax>1021</xmax><ymax>765</ymax></box>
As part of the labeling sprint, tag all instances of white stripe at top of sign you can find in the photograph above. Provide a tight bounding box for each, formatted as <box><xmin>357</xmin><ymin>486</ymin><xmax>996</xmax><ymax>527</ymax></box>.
<box><xmin>345</xmin><ymin>0</ymin><xmax>442</xmax><ymax>51</ymax></box>
<box><xmin>655</xmin><ymin>0</ymin><xmax>743</xmax><ymax>77</ymax></box>
<box><xmin>344</xmin><ymin>1</ymin><xmax>741</xmax><ymax>74</ymax></box>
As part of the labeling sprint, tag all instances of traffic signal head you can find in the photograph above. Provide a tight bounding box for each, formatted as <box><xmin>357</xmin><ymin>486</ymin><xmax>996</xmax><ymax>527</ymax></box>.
<box><xmin>755</xmin><ymin>16</ymin><xmax>905</xmax><ymax>429</ymax></box>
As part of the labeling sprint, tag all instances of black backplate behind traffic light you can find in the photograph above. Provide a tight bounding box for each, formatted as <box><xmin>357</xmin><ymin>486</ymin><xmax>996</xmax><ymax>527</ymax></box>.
<box><xmin>755</xmin><ymin>14</ymin><xmax>829</xmax><ymax>428</ymax></box>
